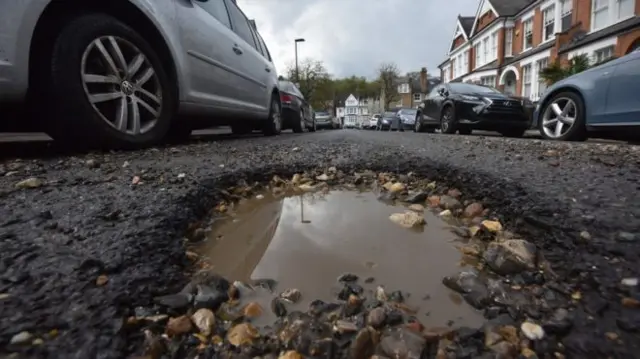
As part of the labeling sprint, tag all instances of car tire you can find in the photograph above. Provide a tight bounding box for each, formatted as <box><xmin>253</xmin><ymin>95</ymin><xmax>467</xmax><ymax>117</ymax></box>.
<box><xmin>309</xmin><ymin>119</ymin><xmax>316</xmax><ymax>132</ymax></box>
<box><xmin>499</xmin><ymin>128</ymin><xmax>526</xmax><ymax>138</ymax></box>
<box><xmin>458</xmin><ymin>128</ymin><xmax>472</xmax><ymax>135</ymax></box>
<box><xmin>262</xmin><ymin>94</ymin><xmax>282</xmax><ymax>136</ymax></box>
<box><xmin>539</xmin><ymin>91</ymin><xmax>587</xmax><ymax>141</ymax></box>
<box><xmin>292</xmin><ymin>110</ymin><xmax>305</xmax><ymax>133</ymax></box>
<box><xmin>440</xmin><ymin>105</ymin><xmax>457</xmax><ymax>134</ymax></box>
<box><xmin>231</xmin><ymin>124</ymin><xmax>253</xmax><ymax>135</ymax></box>
<box><xmin>414</xmin><ymin>115</ymin><xmax>423</xmax><ymax>132</ymax></box>
<box><xmin>47</xmin><ymin>13</ymin><xmax>176</xmax><ymax>149</ymax></box>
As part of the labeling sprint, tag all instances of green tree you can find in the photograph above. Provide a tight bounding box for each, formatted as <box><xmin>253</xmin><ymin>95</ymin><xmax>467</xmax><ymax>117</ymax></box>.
<box><xmin>285</xmin><ymin>58</ymin><xmax>330</xmax><ymax>102</ymax></box>
<box><xmin>539</xmin><ymin>54</ymin><xmax>616</xmax><ymax>86</ymax></box>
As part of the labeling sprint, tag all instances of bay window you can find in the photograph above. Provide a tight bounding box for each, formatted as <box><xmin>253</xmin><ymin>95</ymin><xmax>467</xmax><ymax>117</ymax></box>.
<box><xmin>522</xmin><ymin>64</ymin><xmax>532</xmax><ymax>98</ymax></box>
<box><xmin>463</xmin><ymin>50</ymin><xmax>469</xmax><ymax>73</ymax></box>
<box><xmin>592</xmin><ymin>0</ymin><xmax>609</xmax><ymax>30</ymax></box>
<box><xmin>593</xmin><ymin>45</ymin><xmax>615</xmax><ymax>64</ymax></box>
<box><xmin>505</xmin><ymin>28</ymin><xmax>513</xmax><ymax>56</ymax></box>
<box><xmin>617</xmin><ymin>0</ymin><xmax>634</xmax><ymax>20</ymax></box>
<box><xmin>561</xmin><ymin>0</ymin><xmax>572</xmax><ymax>32</ymax></box>
<box><xmin>482</xmin><ymin>37</ymin><xmax>489</xmax><ymax>65</ymax></box>
<box><xmin>491</xmin><ymin>32</ymin><xmax>498</xmax><ymax>60</ymax></box>
<box><xmin>523</xmin><ymin>18</ymin><xmax>533</xmax><ymax>50</ymax></box>
<box><xmin>543</xmin><ymin>6</ymin><xmax>555</xmax><ymax>41</ymax></box>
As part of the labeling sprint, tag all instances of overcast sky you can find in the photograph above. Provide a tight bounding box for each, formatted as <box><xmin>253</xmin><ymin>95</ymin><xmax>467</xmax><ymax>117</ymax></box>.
<box><xmin>239</xmin><ymin>0</ymin><xmax>473</xmax><ymax>79</ymax></box>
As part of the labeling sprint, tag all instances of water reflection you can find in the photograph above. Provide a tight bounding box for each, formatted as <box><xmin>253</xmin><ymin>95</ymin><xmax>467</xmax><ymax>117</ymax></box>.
<box><xmin>197</xmin><ymin>190</ymin><xmax>484</xmax><ymax>327</ymax></box>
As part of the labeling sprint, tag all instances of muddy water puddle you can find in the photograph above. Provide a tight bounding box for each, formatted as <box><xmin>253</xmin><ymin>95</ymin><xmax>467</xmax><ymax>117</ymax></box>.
<box><xmin>194</xmin><ymin>189</ymin><xmax>484</xmax><ymax>329</ymax></box>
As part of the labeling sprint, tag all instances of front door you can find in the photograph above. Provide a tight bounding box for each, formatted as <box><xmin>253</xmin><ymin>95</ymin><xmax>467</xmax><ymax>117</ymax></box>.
<box><xmin>176</xmin><ymin>0</ymin><xmax>246</xmax><ymax>107</ymax></box>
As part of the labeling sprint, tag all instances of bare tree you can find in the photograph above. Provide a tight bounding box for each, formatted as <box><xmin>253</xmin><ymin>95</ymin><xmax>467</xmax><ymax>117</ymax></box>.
<box><xmin>285</xmin><ymin>59</ymin><xmax>330</xmax><ymax>101</ymax></box>
<box><xmin>377</xmin><ymin>62</ymin><xmax>400</xmax><ymax>110</ymax></box>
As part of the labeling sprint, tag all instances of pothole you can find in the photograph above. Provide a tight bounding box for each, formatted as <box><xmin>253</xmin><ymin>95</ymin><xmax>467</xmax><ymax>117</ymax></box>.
<box><xmin>144</xmin><ymin>169</ymin><xmax>546</xmax><ymax>358</ymax></box>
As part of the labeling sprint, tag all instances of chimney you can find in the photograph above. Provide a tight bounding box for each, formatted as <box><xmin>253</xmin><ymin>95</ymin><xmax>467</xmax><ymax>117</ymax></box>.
<box><xmin>419</xmin><ymin>67</ymin><xmax>428</xmax><ymax>94</ymax></box>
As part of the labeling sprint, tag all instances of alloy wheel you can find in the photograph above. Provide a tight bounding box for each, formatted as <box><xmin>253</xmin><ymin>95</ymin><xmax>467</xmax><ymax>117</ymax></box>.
<box><xmin>441</xmin><ymin>110</ymin><xmax>451</xmax><ymax>132</ymax></box>
<box><xmin>542</xmin><ymin>97</ymin><xmax>577</xmax><ymax>139</ymax></box>
<box><xmin>80</xmin><ymin>36</ymin><xmax>162</xmax><ymax>136</ymax></box>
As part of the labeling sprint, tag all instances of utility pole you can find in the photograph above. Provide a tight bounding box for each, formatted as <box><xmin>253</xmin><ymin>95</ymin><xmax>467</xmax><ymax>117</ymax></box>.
<box><xmin>294</xmin><ymin>38</ymin><xmax>305</xmax><ymax>83</ymax></box>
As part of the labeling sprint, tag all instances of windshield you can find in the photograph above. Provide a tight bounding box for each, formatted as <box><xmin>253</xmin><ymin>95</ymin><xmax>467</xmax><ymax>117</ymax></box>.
<box><xmin>316</xmin><ymin>111</ymin><xmax>329</xmax><ymax>116</ymax></box>
<box><xmin>383</xmin><ymin>112</ymin><xmax>396</xmax><ymax>118</ymax></box>
<box><xmin>449</xmin><ymin>83</ymin><xmax>500</xmax><ymax>94</ymax></box>
<box><xmin>399</xmin><ymin>109</ymin><xmax>417</xmax><ymax>116</ymax></box>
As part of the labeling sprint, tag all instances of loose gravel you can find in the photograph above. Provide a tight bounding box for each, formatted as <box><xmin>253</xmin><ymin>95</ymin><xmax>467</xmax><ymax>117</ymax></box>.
<box><xmin>1</xmin><ymin>130</ymin><xmax>640</xmax><ymax>358</ymax></box>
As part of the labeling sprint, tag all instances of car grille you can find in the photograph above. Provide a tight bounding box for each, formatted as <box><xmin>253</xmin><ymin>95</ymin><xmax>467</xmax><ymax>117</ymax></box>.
<box><xmin>487</xmin><ymin>99</ymin><xmax>523</xmax><ymax>113</ymax></box>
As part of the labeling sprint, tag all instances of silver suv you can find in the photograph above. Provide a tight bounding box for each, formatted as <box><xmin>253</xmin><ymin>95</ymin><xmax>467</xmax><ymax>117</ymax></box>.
<box><xmin>0</xmin><ymin>0</ymin><xmax>281</xmax><ymax>148</ymax></box>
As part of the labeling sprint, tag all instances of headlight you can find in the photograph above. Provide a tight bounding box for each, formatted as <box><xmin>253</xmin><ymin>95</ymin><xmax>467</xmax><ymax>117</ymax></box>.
<box><xmin>382</xmin><ymin>119</ymin><xmax>389</xmax><ymax>123</ymax></box>
<box><xmin>461</xmin><ymin>95</ymin><xmax>482</xmax><ymax>101</ymax></box>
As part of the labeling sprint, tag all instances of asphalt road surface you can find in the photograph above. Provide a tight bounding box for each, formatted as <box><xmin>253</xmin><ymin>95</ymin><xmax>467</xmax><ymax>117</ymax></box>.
<box><xmin>1</xmin><ymin>129</ymin><xmax>640</xmax><ymax>358</ymax></box>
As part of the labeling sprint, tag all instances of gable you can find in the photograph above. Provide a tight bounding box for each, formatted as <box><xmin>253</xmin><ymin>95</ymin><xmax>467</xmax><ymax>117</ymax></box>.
<box><xmin>449</xmin><ymin>19</ymin><xmax>470</xmax><ymax>53</ymax></box>
<box><xmin>470</xmin><ymin>0</ymin><xmax>500</xmax><ymax>36</ymax></box>
<box><xmin>345</xmin><ymin>94</ymin><xmax>358</xmax><ymax>106</ymax></box>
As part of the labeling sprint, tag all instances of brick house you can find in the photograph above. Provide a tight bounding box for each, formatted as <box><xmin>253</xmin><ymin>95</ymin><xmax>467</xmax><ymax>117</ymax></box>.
<box><xmin>438</xmin><ymin>0</ymin><xmax>640</xmax><ymax>102</ymax></box>
<box><xmin>394</xmin><ymin>73</ymin><xmax>442</xmax><ymax>108</ymax></box>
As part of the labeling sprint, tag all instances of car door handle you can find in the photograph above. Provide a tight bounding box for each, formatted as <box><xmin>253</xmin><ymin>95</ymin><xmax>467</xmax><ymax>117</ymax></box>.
<box><xmin>232</xmin><ymin>45</ymin><xmax>243</xmax><ymax>55</ymax></box>
<box><xmin>265</xmin><ymin>67</ymin><xmax>271</xmax><ymax>73</ymax></box>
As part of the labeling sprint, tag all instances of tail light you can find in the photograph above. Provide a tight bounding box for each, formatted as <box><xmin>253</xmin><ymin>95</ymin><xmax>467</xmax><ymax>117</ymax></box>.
<box><xmin>280</xmin><ymin>93</ymin><xmax>293</xmax><ymax>104</ymax></box>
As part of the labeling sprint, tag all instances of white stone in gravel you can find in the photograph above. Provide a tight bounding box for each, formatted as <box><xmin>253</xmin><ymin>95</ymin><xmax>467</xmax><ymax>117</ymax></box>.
<box><xmin>622</xmin><ymin>278</ymin><xmax>638</xmax><ymax>286</ymax></box>
<box><xmin>177</xmin><ymin>173</ymin><xmax>186</xmax><ymax>178</ymax></box>
<box><xmin>520</xmin><ymin>321</ymin><xmax>545</xmax><ymax>340</ymax></box>
<box><xmin>438</xmin><ymin>209</ymin><xmax>452</xmax><ymax>217</ymax></box>
<box><xmin>256</xmin><ymin>194</ymin><xmax>264</xmax><ymax>200</ymax></box>
<box><xmin>10</xmin><ymin>331</ymin><xmax>33</xmax><ymax>345</ymax></box>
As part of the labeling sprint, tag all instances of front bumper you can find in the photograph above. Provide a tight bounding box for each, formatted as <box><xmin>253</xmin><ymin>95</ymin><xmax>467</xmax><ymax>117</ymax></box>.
<box><xmin>455</xmin><ymin>100</ymin><xmax>530</xmax><ymax>130</ymax></box>
<box><xmin>315</xmin><ymin>119</ymin><xmax>332</xmax><ymax>127</ymax></box>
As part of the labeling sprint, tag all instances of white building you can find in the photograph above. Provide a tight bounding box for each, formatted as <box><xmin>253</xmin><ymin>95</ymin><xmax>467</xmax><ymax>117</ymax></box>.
<box><xmin>343</xmin><ymin>94</ymin><xmax>373</xmax><ymax>128</ymax></box>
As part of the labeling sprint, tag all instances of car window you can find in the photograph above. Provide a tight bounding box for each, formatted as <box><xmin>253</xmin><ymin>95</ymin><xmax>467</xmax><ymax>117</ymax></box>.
<box><xmin>428</xmin><ymin>85</ymin><xmax>442</xmax><ymax>97</ymax></box>
<box><xmin>256</xmin><ymin>33</ymin><xmax>272</xmax><ymax>62</ymax></box>
<box><xmin>225</xmin><ymin>0</ymin><xmax>258</xmax><ymax>49</ymax></box>
<box><xmin>248</xmin><ymin>25</ymin><xmax>264</xmax><ymax>56</ymax></box>
<box><xmin>196</xmin><ymin>0</ymin><xmax>232</xmax><ymax>29</ymax></box>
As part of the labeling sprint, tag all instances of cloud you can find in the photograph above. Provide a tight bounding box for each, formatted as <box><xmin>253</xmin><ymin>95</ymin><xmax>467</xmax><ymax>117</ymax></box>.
<box><xmin>238</xmin><ymin>0</ymin><xmax>474</xmax><ymax>79</ymax></box>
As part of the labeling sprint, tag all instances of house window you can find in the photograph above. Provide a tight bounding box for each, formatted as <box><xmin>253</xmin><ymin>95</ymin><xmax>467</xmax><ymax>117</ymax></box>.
<box><xmin>536</xmin><ymin>57</ymin><xmax>549</xmax><ymax>99</ymax></box>
<box><xmin>592</xmin><ymin>0</ymin><xmax>609</xmax><ymax>30</ymax></box>
<box><xmin>617</xmin><ymin>0</ymin><xmax>634</xmax><ymax>20</ymax></box>
<box><xmin>522</xmin><ymin>64</ymin><xmax>532</xmax><ymax>98</ymax></box>
<box><xmin>413</xmin><ymin>93</ymin><xmax>421</xmax><ymax>101</ymax></box>
<box><xmin>491</xmin><ymin>32</ymin><xmax>498</xmax><ymax>60</ymax></box>
<box><xmin>505</xmin><ymin>28</ymin><xmax>513</xmax><ymax>56</ymax></box>
<box><xmin>593</xmin><ymin>45</ymin><xmax>615</xmax><ymax>63</ymax></box>
<box><xmin>543</xmin><ymin>6</ymin><xmax>555</xmax><ymax>41</ymax></box>
<box><xmin>482</xmin><ymin>37</ymin><xmax>489</xmax><ymax>64</ymax></box>
<box><xmin>347</xmin><ymin>107</ymin><xmax>356</xmax><ymax>114</ymax></box>
<box><xmin>398</xmin><ymin>83</ymin><xmax>410</xmax><ymax>93</ymax></box>
<box><xmin>523</xmin><ymin>18</ymin><xmax>533</xmax><ymax>50</ymax></box>
<box><xmin>474</xmin><ymin>44</ymin><xmax>481</xmax><ymax>68</ymax></box>
<box><xmin>463</xmin><ymin>50</ymin><xmax>469</xmax><ymax>73</ymax></box>
<box><xmin>560</xmin><ymin>0</ymin><xmax>572</xmax><ymax>31</ymax></box>
<box><xmin>481</xmin><ymin>76</ymin><xmax>496</xmax><ymax>87</ymax></box>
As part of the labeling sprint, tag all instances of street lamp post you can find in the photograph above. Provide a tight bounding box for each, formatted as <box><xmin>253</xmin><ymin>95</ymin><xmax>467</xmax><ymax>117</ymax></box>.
<box><xmin>294</xmin><ymin>38</ymin><xmax>305</xmax><ymax>83</ymax></box>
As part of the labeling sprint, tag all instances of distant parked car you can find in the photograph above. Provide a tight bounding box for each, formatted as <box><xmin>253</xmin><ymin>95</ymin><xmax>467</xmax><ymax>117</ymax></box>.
<box><xmin>415</xmin><ymin>83</ymin><xmax>531</xmax><ymax>137</ymax></box>
<box><xmin>368</xmin><ymin>114</ymin><xmax>381</xmax><ymax>129</ymax></box>
<box><xmin>396</xmin><ymin>108</ymin><xmax>417</xmax><ymax>130</ymax></box>
<box><xmin>314</xmin><ymin>111</ymin><xmax>334</xmax><ymax>129</ymax></box>
<box><xmin>377</xmin><ymin>112</ymin><xmax>400</xmax><ymax>131</ymax></box>
<box><xmin>0</xmin><ymin>0</ymin><xmax>282</xmax><ymax>148</ymax></box>
<box><xmin>278</xmin><ymin>80</ymin><xmax>316</xmax><ymax>132</ymax></box>
<box><xmin>533</xmin><ymin>50</ymin><xmax>640</xmax><ymax>141</ymax></box>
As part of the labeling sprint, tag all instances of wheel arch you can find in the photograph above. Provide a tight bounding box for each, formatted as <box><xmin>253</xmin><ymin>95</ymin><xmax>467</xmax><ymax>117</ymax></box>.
<box><xmin>439</xmin><ymin>100</ymin><xmax>456</xmax><ymax>118</ymax></box>
<box><xmin>29</xmin><ymin>0</ymin><xmax>181</xmax><ymax>101</ymax></box>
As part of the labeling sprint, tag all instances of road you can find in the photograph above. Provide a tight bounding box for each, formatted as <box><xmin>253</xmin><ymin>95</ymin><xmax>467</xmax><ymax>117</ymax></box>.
<box><xmin>1</xmin><ymin>129</ymin><xmax>639</xmax><ymax>358</ymax></box>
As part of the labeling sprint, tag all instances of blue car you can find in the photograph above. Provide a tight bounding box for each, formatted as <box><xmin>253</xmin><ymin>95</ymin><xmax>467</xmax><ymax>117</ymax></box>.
<box><xmin>533</xmin><ymin>49</ymin><xmax>640</xmax><ymax>141</ymax></box>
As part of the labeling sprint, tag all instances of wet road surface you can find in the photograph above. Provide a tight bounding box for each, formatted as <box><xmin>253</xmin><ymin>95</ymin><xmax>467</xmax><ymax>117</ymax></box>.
<box><xmin>1</xmin><ymin>129</ymin><xmax>640</xmax><ymax>358</ymax></box>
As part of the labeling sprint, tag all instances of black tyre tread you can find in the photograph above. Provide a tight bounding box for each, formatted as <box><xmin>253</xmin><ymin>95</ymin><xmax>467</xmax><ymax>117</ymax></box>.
<box><xmin>262</xmin><ymin>95</ymin><xmax>281</xmax><ymax>136</ymax></box>
<box><xmin>48</xmin><ymin>13</ymin><xmax>176</xmax><ymax>149</ymax></box>
<box><xmin>539</xmin><ymin>91</ymin><xmax>587</xmax><ymax>141</ymax></box>
<box><xmin>292</xmin><ymin>110</ymin><xmax>305</xmax><ymax>133</ymax></box>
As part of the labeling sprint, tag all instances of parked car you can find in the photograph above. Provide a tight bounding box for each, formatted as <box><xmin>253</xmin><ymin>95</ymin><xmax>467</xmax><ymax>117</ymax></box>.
<box><xmin>396</xmin><ymin>108</ymin><xmax>417</xmax><ymax>130</ymax></box>
<box><xmin>278</xmin><ymin>80</ymin><xmax>315</xmax><ymax>132</ymax></box>
<box><xmin>377</xmin><ymin>112</ymin><xmax>401</xmax><ymax>131</ymax></box>
<box><xmin>415</xmin><ymin>83</ymin><xmax>531</xmax><ymax>137</ymax></box>
<box><xmin>368</xmin><ymin>114</ymin><xmax>381</xmax><ymax>129</ymax></box>
<box><xmin>533</xmin><ymin>50</ymin><xmax>640</xmax><ymax>141</ymax></box>
<box><xmin>0</xmin><ymin>0</ymin><xmax>282</xmax><ymax>148</ymax></box>
<box><xmin>314</xmin><ymin>111</ymin><xmax>334</xmax><ymax>129</ymax></box>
